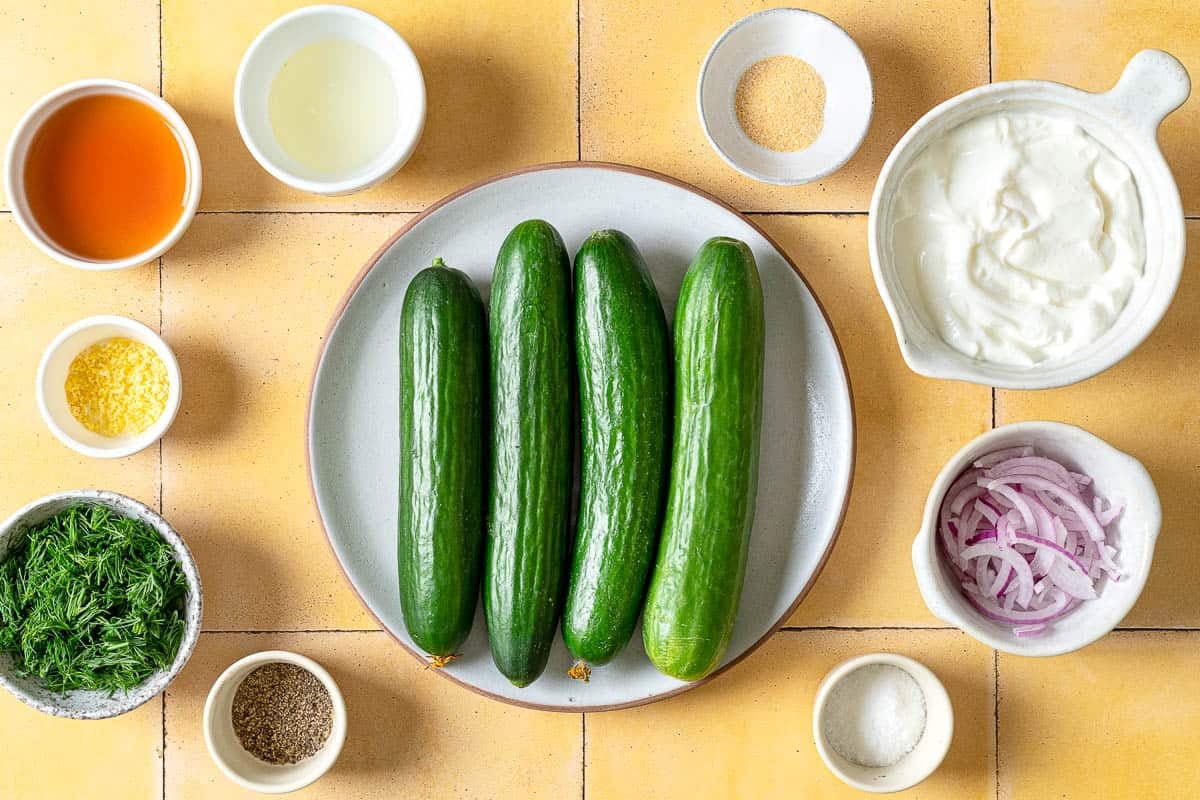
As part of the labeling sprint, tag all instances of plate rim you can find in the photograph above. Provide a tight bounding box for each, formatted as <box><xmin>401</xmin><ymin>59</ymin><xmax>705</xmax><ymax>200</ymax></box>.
<box><xmin>305</xmin><ymin>160</ymin><xmax>857</xmax><ymax>712</ymax></box>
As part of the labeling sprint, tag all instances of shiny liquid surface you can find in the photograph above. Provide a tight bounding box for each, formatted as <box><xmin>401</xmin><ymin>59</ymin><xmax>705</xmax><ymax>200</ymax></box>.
<box><xmin>268</xmin><ymin>38</ymin><xmax>400</xmax><ymax>179</ymax></box>
<box><xmin>24</xmin><ymin>93</ymin><xmax>188</xmax><ymax>261</ymax></box>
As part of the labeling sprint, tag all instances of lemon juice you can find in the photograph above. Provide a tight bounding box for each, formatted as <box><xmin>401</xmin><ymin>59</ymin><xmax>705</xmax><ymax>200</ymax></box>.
<box><xmin>268</xmin><ymin>39</ymin><xmax>399</xmax><ymax>179</ymax></box>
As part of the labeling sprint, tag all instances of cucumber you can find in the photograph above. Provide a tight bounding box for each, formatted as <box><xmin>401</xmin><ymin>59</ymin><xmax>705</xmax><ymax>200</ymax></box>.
<box><xmin>642</xmin><ymin>237</ymin><xmax>765</xmax><ymax>682</ymax></box>
<box><xmin>397</xmin><ymin>259</ymin><xmax>488</xmax><ymax>659</ymax></box>
<box><xmin>485</xmin><ymin>219</ymin><xmax>574</xmax><ymax>687</ymax></box>
<box><xmin>562</xmin><ymin>230</ymin><xmax>671</xmax><ymax>667</ymax></box>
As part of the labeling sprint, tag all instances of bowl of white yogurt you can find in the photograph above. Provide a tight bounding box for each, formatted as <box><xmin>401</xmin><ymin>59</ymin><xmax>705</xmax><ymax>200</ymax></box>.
<box><xmin>869</xmin><ymin>49</ymin><xmax>1189</xmax><ymax>389</ymax></box>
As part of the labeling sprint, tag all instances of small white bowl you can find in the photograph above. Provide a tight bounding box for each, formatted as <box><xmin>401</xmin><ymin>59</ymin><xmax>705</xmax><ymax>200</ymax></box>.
<box><xmin>698</xmin><ymin>8</ymin><xmax>873</xmax><ymax>186</ymax></box>
<box><xmin>0</xmin><ymin>489</ymin><xmax>202</xmax><ymax>720</ymax></box>
<box><xmin>205</xmin><ymin>650</ymin><xmax>348</xmax><ymax>794</ymax></box>
<box><xmin>37</xmin><ymin>315</ymin><xmax>182</xmax><ymax>459</ymax></box>
<box><xmin>234</xmin><ymin>4</ymin><xmax>426</xmax><ymax>196</ymax></box>
<box><xmin>813</xmin><ymin>653</ymin><xmax>953</xmax><ymax>794</ymax></box>
<box><xmin>913</xmin><ymin>421</ymin><xmax>1161</xmax><ymax>657</ymax></box>
<box><xmin>3</xmin><ymin>78</ymin><xmax>202</xmax><ymax>271</ymax></box>
<box><xmin>869</xmin><ymin>50</ymin><xmax>1190</xmax><ymax>389</ymax></box>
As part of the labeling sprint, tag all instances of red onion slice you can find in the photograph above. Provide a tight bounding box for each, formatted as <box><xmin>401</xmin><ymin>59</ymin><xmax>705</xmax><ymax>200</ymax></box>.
<box><xmin>939</xmin><ymin>446</ymin><xmax>1122</xmax><ymax>637</ymax></box>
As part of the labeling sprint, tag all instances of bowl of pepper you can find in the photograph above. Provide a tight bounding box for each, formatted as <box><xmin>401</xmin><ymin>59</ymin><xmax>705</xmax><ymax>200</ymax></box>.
<box><xmin>204</xmin><ymin>650</ymin><xmax>347</xmax><ymax>794</ymax></box>
<box><xmin>0</xmin><ymin>490</ymin><xmax>202</xmax><ymax>719</ymax></box>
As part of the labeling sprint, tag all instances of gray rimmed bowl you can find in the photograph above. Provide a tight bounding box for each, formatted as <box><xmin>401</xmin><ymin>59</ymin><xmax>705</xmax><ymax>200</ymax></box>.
<box><xmin>0</xmin><ymin>490</ymin><xmax>202</xmax><ymax>719</ymax></box>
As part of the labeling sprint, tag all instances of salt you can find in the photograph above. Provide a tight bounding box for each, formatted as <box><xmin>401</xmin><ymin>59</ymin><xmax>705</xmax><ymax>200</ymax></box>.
<box><xmin>822</xmin><ymin>663</ymin><xmax>927</xmax><ymax>768</ymax></box>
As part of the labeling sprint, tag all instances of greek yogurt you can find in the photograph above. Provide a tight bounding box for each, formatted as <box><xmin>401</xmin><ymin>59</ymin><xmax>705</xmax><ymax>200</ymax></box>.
<box><xmin>890</xmin><ymin>110</ymin><xmax>1145</xmax><ymax>366</ymax></box>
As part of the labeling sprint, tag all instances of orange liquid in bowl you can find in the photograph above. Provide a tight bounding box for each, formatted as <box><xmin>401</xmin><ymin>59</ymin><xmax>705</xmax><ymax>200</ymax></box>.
<box><xmin>23</xmin><ymin>93</ymin><xmax>188</xmax><ymax>261</ymax></box>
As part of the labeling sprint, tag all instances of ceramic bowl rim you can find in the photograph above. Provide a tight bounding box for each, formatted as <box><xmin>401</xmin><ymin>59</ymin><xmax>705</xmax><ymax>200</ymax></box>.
<box><xmin>0</xmin><ymin>489</ymin><xmax>203</xmax><ymax>719</ymax></box>
<box><xmin>36</xmin><ymin>314</ymin><xmax>183</xmax><ymax>459</ymax></box>
<box><xmin>812</xmin><ymin>651</ymin><xmax>954</xmax><ymax>793</ymax></box>
<box><xmin>912</xmin><ymin>420</ymin><xmax>1162</xmax><ymax>657</ymax></box>
<box><xmin>203</xmin><ymin>649</ymin><xmax>348</xmax><ymax>794</ymax></box>
<box><xmin>233</xmin><ymin>3</ymin><xmax>427</xmax><ymax>196</ymax></box>
<box><xmin>2</xmin><ymin>78</ymin><xmax>202</xmax><ymax>271</ymax></box>
<box><xmin>867</xmin><ymin>62</ymin><xmax>1187</xmax><ymax>389</ymax></box>
<box><xmin>696</xmin><ymin>7</ymin><xmax>875</xmax><ymax>186</ymax></box>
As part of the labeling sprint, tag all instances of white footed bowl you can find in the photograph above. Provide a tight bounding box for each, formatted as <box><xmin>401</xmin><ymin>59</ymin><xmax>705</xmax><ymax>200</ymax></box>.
<box><xmin>913</xmin><ymin>422</ymin><xmax>1161</xmax><ymax>657</ymax></box>
<box><xmin>870</xmin><ymin>50</ymin><xmax>1190</xmax><ymax>389</ymax></box>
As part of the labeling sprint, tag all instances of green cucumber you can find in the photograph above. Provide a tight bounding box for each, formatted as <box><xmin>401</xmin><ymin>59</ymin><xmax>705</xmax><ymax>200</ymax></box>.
<box><xmin>642</xmin><ymin>237</ymin><xmax>765</xmax><ymax>682</ymax></box>
<box><xmin>485</xmin><ymin>219</ymin><xmax>574</xmax><ymax>687</ymax></box>
<box><xmin>562</xmin><ymin>230</ymin><xmax>671</xmax><ymax>667</ymax></box>
<box><xmin>397</xmin><ymin>259</ymin><xmax>488</xmax><ymax>659</ymax></box>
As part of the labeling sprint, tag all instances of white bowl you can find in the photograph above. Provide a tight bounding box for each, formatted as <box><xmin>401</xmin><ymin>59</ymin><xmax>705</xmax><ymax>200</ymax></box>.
<box><xmin>697</xmin><ymin>8</ymin><xmax>873</xmax><ymax>186</ymax></box>
<box><xmin>3</xmin><ymin>79</ymin><xmax>202</xmax><ymax>271</ymax></box>
<box><xmin>0</xmin><ymin>490</ymin><xmax>202</xmax><ymax>719</ymax></box>
<box><xmin>813</xmin><ymin>652</ymin><xmax>953</xmax><ymax>793</ymax></box>
<box><xmin>869</xmin><ymin>50</ymin><xmax>1190</xmax><ymax>389</ymax></box>
<box><xmin>37</xmin><ymin>315</ymin><xmax>182</xmax><ymax>459</ymax></box>
<box><xmin>234</xmin><ymin>4</ymin><xmax>426</xmax><ymax>196</ymax></box>
<box><xmin>913</xmin><ymin>421</ymin><xmax>1161</xmax><ymax>657</ymax></box>
<box><xmin>204</xmin><ymin>650</ymin><xmax>348</xmax><ymax>794</ymax></box>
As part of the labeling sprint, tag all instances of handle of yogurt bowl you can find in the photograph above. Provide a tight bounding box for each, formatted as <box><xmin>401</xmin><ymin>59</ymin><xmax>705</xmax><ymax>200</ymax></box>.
<box><xmin>1100</xmin><ymin>49</ymin><xmax>1191</xmax><ymax>137</ymax></box>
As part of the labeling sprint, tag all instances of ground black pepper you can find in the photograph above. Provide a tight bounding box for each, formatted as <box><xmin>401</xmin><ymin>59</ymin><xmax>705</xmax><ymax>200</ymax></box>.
<box><xmin>231</xmin><ymin>662</ymin><xmax>333</xmax><ymax>765</ymax></box>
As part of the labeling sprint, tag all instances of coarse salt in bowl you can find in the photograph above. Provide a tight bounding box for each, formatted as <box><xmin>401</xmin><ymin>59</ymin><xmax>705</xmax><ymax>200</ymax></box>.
<box><xmin>813</xmin><ymin>653</ymin><xmax>953</xmax><ymax>793</ymax></box>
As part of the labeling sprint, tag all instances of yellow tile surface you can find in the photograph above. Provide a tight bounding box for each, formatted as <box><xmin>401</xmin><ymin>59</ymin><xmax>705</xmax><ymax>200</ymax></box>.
<box><xmin>581</xmin><ymin>0</ymin><xmax>989</xmax><ymax>211</ymax></box>
<box><xmin>0</xmin><ymin>690</ymin><xmax>162</xmax><ymax>798</ymax></box>
<box><xmin>588</xmin><ymin>629</ymin><xmax>995</xmax><ymax>800</ymax></box>
<box><xmin>752</xmin><ymin>215</ymin><xmax>990</xmax><ymax>626</ymax></box>
<box><xmin>0</xmin><ymin>217</ymin><xmax>159</xmax><ymax>508</ymax></box>
<box><xmin>993</xmin><ymin>0</ymin><xmax>1200</xmax><ymax>214</ymax></box>
<box><xmin>161</xmin><ymin>214</ymin><xmax>407</xmax><ymax>631</ymax></box>
<box><xmin>6</xmin><ymin>2</ymin><xmax>1200</xmax><ymax>798</ymax></box>
<box><xmin>999</xmin><ymin>631</ymin><xmax>1200</xmax><ymax>798</ymax></box>
<box><xmin>996</xmin><ymin>223</ymin><xmax>1200</xmax><ymax>627</ymax></box>
<box><xmin>166</xmin><ymin>632</ymin><xmax>583</xmax><ymax>798</ymax></box>
<box><xmin>0</xmin><ymin>0</ymin><xmax>160</xmax><ymax>209</ymax></box>
<box><xmin>162</xmin><ymin>0</ymin><xmax>578</xmax><ymax>211</ymax></box>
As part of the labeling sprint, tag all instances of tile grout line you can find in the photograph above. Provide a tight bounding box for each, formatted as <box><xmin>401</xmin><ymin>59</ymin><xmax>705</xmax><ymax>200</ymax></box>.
<box><xmin>158</xmin><ymin>254</ymin><xmax>164</xmax><ymax>515</ymax></box>
<box><xmin>576</xmin><ymin>0</ymin><xmax>582</xmax><ymax>161</ymax></box>
<box><xmin>2</xmin><ymin>209</ymin><xmax>1200</xmax><ymax>219</ymax></box>
<box><xmin>988</xmin><ymin>0</ymin><xmax>994</xmax><ymax>83</ymax></box>
<box><xmin>158</xmin><ymin>0</ymin><xmax>165</xmax><ymax>793</ymax></box>
<box><xmin>581</xmin><ymin>713</ymin><xmax>587</xmax><ymax>800</ymax></box>
<box><xmin>161</xmin><ymin>691</ymin><xmax>168</xmax><ymax>800</ymax></box>
<box><xmin>993</xmin><ymin>649</ymin><xmax>1000</xmax><ymax>800</ymax></box>
<box><xmin>780</xmin><ymin>625</ymin><xmax>954</xmax><ymax>632</ymax></box>
<box><xmin>988</xmin><ymin>11</ymin><xmax>997</xmax><ymax>796</ymax></box>
<box><xmin>779</xmin><ymin>624</ymin><xmax>1200</xmax><ymax>632</ymax></box>
<box><xmin>202</xmin><ymin>628</ymin><xmax>385</xmax><ymax>634</ymax></box>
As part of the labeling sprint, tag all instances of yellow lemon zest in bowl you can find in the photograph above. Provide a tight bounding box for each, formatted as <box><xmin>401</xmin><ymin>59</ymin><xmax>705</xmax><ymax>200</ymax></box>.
<box><xmin>65</xmin><ymin>337</ymin><xmax>169</xmax><ymax>437</ymax></box>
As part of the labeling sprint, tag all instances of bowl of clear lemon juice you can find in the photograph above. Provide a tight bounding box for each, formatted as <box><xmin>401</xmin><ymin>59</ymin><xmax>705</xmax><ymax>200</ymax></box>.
<box><xmin>234</xmin><ymin>4</ymin><xmax>426</xmax><ymax>196</ymax></box>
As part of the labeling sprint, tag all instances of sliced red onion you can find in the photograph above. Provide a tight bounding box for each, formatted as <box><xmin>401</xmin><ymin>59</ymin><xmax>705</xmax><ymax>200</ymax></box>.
<box><xmin>986</xmin><ymin>456</ymin><xmax>1081</xmax><ymax>493</ymax></box>
<box><xmin>939</xmin><ymin>446</ymin><xmax>1122</xmax><ymax>637</ymax></box>
<box><xmin>973</xmin><ymin>446</ymin><xmax>1035</xmax><ymax>469</ymax></box>
<box><xmin>964</xmin><ymin>587</ymin><xmax>1073</xmax><ymax>625</ymax></box>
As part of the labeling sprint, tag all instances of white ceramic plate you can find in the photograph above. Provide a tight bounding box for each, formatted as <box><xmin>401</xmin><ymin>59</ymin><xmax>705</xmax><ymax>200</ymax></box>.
<box><xmin>307</xmin><ymin>163</ymin><xmax>854</xmax><ymax>711</ymax></box>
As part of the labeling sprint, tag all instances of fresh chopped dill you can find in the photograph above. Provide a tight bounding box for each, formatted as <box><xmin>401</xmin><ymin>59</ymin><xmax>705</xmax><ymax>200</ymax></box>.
<box><xmin>0</xmin><ymin>504</ymin><xmax>188</xmax><ymax>694</ymax></box>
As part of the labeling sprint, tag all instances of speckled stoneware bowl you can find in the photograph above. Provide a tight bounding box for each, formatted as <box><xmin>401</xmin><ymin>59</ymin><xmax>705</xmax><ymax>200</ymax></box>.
<box><xmin>0</xmin><ymin>490</ymin><xmax>202</xmax><ymax>719</ymax></box>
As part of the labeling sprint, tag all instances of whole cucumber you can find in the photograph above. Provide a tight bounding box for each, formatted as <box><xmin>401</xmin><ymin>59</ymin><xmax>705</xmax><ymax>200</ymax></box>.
<box><xmin>485</xmin><ymin>219</ymin><xmax>574</xmax><ymax>687</ymax></box>
<box><xmin>397</xmin><ymin>259</ymin><xmax>488</xmax><ymax>659</ymax></box>
<box><xmin>642</xmin><ymin>237</ymin><xmax>765</xmax><ymax>682</ymax></box>
<box><xmin>563</xmin><ymin>230</ymin><xmax>671</xmax><ymax>667</ymax></box>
